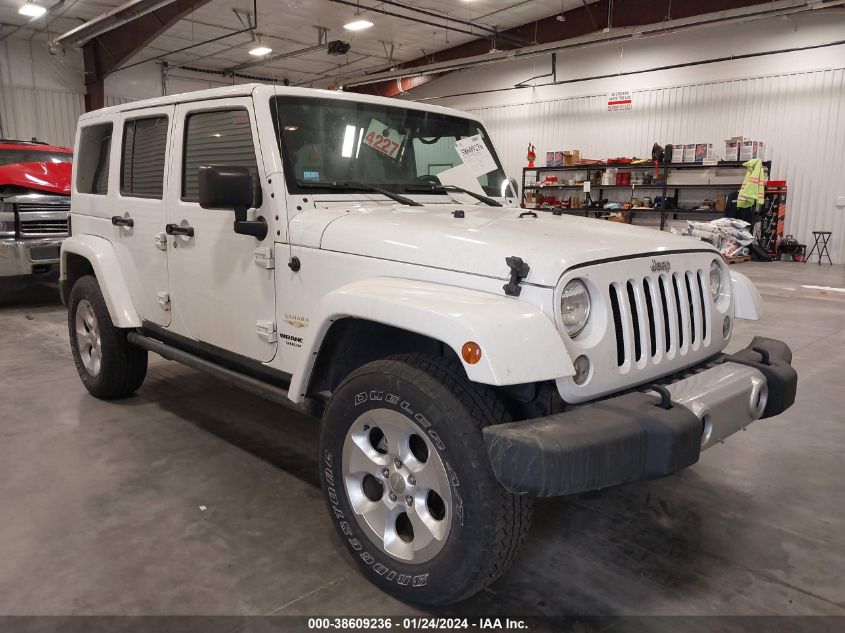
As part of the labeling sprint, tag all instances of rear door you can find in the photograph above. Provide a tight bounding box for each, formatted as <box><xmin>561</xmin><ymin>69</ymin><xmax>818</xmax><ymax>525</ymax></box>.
<box><xmin>165</xmin><ymin>98</ymin><xmax>277</xmax><ymax>362</ymax></box>
<box><xmin>112</xmin><ymin>107</ymin><xmax>173</xmax><ymax>326</ymax></box>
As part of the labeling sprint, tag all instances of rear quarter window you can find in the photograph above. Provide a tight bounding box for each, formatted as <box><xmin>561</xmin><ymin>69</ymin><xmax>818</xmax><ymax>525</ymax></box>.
<box><xmin>76</xmin><ymin>123</ymin><xmax>113</xmax><ymax>195</ymax></box>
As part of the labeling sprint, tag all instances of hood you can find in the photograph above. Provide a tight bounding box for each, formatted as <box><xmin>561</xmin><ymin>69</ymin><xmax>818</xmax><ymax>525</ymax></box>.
<box><xmin>316</xmin><ymin>205</ymin><xmax>716</xmax><ymax>287</ymax></box>
<box><xmin>0</xmin><ymin>161</ymin><xmax>72</xmax><ymax>195</ymax></box>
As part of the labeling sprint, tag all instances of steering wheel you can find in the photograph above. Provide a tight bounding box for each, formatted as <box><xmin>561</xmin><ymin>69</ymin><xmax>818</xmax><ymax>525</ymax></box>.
<box><xmin>416</xmin><ymin>174</ymin><xmax>442</xmax><ymax>186</ymax></box>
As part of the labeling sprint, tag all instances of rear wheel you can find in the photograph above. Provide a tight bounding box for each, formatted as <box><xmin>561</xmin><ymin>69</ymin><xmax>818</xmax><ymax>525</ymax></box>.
<box><xmin>68</xmin><ymin>275</ymin><xmax>147</xmax><ymax>399</ymax></box>
<box><xmin>319</xmin><ymin>354</ymin><xmax>532</xmax><ymax>606</ymax></box>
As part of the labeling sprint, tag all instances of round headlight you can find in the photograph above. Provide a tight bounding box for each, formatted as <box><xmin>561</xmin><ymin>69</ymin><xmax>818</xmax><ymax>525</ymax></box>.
<box><xmin>709</xmin><ymin>260</ymin><xmax>723</xmax><ymax>299</ymax></box>
<box><xmin>561</xmin><ymin>279</ymin><xmax>591</xmax><ymax>337</ymax></box>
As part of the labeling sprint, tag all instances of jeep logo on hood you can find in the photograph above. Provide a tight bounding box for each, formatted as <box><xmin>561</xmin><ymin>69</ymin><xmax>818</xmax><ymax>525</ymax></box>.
<box><xmin>650</xmin><ymin>259</ymin><xmax>671</xmax><ymax>273</ymax></box>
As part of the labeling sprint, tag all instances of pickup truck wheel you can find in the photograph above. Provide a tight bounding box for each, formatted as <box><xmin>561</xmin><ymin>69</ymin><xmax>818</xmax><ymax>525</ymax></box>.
<box><xmin>68</xmin><ymin>275</ymin><xmax>147</xmax><ymax>399</ymax></box>
<box><xmin>319</xmin><ymin>354</ymin><xmax>532</xmax><ymax>606</ymax></box>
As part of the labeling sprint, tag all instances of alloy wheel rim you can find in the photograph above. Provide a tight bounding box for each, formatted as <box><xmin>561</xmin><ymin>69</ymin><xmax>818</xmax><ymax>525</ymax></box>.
<box><xmin>342</xmin><ymin>408</ymin><xmax>452</xmax><ymax>564</ymax></box>
<box><xmin>75</xmin><ymin>299</ymin><xmax>102</xmax><ymax>376</ymax></box>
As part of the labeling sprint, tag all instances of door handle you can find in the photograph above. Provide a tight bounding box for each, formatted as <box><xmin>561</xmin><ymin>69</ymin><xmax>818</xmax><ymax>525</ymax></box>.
<box><xmin>165</xmin><ymin>223</ymin><xmax>194</xmax><ymax>237</ymax></box>
<box><xmin>111</xmin><ymin>215</ymin><xmax>134</xmax><ymax>228</ymax></box>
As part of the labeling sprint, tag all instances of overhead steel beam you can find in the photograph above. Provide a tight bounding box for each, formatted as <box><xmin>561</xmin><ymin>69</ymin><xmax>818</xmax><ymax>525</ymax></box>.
<box><xmin>227</xmin><ymin>43</ymin><xmax>325</xmax><ymax>72</ymax></box>
<box><xmin>346</xmin><ymin>0</ymin><xmax>837</xmax><ymax>96</ymax></box>
<box><xmin>328</xmin><ymin>0</ymin><xmax>514</xmax><ymax>48</ymax></box>
<box><xmin>73</xmin><ymin>0</ymin><xmax>216</xmax><ymax>111</ymax></box>
<box><xmin>373</xmin><ymin>0</ymin><xmax>534</xmax><ymax>48</ymax></box>
<box><xmin>51</xmin><ymin>0</ymin><xmax>177</xmax><ymax>49</ymax></box>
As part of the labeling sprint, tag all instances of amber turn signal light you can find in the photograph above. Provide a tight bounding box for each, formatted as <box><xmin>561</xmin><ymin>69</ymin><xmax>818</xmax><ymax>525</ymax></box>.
<box><xmin>461</xmin><ymin>341</ymin><xmax>482</xmax><ymax>364</ymax></box>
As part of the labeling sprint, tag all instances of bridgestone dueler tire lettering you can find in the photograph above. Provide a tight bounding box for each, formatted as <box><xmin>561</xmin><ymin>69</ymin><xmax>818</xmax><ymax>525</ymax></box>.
<box><xmin>319</xmin><ymin>353</ymin><xmax>532</xmax><ymax>607</ymax></box>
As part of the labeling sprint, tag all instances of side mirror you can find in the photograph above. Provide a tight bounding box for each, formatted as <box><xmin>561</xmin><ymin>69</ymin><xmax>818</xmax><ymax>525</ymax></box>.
<box><xmin>199</xmin><ymin>165</ymin><xmax>254</xmax><ymax>211</ymax></box>
<box><xmin>198</xmin><ymin>165</ymin><xmax>267</xmax><ymax>240</ymax></box>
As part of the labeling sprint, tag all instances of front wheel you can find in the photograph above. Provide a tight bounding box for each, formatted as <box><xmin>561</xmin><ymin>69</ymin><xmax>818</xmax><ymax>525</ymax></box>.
<box><xmin>68</xmin><ymin>275</ymin><xmax>147</xmax><ymax>399</ymax></box>
<box><xmin>319</xmin><ymin>354</ymin><xmax>532</xmax><ymax>607</ymax></box>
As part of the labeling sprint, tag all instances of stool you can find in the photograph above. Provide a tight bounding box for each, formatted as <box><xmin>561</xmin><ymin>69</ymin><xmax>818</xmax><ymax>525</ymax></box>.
<box><xmin>805</xmin><ymin>231</ymin><xmax>833</xmax><ymax>265</ymax></box>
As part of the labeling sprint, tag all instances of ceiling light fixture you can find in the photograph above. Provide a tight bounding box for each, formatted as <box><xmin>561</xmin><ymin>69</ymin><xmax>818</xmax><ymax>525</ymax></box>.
<box><xmin>249</xmin><ymin>45</ymin><xmax>272</xmax><ymax>56</ymax></box>
<box><xmin>344</xmin><ymin>17</ymin><xmax>373</xmax><ymax>31</ymax></box>
<box><xmin>344</xmin><ymin>1</ymin><xmax>373</xmax><ymax>31</ymax></box>
<box><xmin>19</xmin><ymin>2</ymin><xmax>47</xmax><ymax>17</ymax></box>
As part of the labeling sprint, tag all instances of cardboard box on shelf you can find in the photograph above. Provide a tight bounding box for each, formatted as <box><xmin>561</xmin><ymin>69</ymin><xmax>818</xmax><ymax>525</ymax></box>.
<box><xmin>546</xmin><ymin>149</ymin><xmax>581</xmax><ymax>167</ymax></box>
<box><xmin>715</xmin><ymin>195</ymin><xmax>726</xmax><ymax>213</ymax></box>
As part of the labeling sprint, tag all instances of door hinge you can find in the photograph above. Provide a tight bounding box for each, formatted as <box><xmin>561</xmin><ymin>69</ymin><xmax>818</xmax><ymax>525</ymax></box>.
<box><xmin>256</xmin><ymin>320</ymin><xmax>277</xmax><ymax>343</ymax></box>
<box><xmin>153</xmin><ymin>232</ymin><xmax>168</xmax><ymax>251</ymax></box>
<box><xmin>254</xmin><ymin>246</ymin><xmax>275</xmax><ymax>269</ymax></box>
<box><xmin>157</xmin><ymin>291</ymin><xmax>171</xmax><ymax>311</ymax></box>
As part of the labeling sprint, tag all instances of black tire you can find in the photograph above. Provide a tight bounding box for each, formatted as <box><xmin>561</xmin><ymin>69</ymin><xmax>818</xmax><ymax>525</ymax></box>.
<box><xmin>319</xmin><ymin>354</ymin><xmax>532</xmax><ymax>607</ymax></box>
<box><xmin>67</xmin><ymin>275</ymin><xmax>147</xmax><ymax>399</ymax></box>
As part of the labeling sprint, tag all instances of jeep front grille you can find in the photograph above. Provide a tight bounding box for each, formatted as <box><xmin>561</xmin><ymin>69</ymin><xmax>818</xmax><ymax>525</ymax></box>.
<box><xmin>608</xmin><ymin>269</ymin><xmax>711</xmax><ymax>371</ymax></box>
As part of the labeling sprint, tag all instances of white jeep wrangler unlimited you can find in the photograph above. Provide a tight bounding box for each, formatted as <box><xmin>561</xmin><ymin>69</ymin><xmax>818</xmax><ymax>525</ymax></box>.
<box><xmin>61</xmin><ymin>84</ymin><xmax>797</xmax><ymax>607</ymax></box>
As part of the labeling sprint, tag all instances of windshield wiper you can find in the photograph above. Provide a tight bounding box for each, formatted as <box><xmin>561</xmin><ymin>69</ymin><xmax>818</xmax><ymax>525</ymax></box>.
<box><xmin>296</xmin><ymin>180</ymin><xmax>421</xmax><ymax>207</ymax></box>
<box><xmin>404</xmin><ymin>183</ymin><xmax>502</xmax><ymax>207</ymax></box>
<box><xmin>440</xmin><ymin>184</ymin><xmax>502</xmax><ymax>207</ymax></box>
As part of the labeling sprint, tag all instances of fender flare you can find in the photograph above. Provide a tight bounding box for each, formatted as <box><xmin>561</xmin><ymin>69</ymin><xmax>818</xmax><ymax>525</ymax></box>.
<box><xmin>60</xmin><ymin>234</ymin><xmax>141</xmax><ymax>328</ymax></box>
<box><xmin>730</xmin><ymin>270</ymin><xmax>764</xmax><ymax>320</ymax></box>
<box><xmin>288</xmin><ymin>277</ymin><xmax>574</xmax><ymax>402</ymax></box>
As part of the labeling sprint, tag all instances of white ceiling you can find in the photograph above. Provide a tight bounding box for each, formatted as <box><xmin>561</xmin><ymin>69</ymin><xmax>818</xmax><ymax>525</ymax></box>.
<box><xmin>0</xmin><ymin>0</ymin><xmax>590</xmax><ymax>85</ymax></box>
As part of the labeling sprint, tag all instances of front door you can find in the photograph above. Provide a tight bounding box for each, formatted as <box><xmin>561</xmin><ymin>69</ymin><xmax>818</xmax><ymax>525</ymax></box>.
<box><xmin>165</xmin><ymin>98</ymin><xmax>277</xmax><ymax>362</ymax></box>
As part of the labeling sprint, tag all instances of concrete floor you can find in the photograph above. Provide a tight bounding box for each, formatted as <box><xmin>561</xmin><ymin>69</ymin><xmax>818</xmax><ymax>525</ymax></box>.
<box><xmin>0</xmin><ymin>262</ymin><xmax>843</xmax><ymax>617</ymax></box>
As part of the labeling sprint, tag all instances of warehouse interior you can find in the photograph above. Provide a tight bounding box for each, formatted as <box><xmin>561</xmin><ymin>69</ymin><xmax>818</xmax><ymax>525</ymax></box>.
<box><xmin>1</xmin><ymin>0</ymin><xmax>844</xmax><ymax>626</ymax></box>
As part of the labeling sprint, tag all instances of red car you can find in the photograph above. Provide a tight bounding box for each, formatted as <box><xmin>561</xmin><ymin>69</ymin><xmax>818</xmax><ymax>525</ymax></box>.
<box><xmin>0</xmin><ymin>139</ymin><xmax>72</xmax><ymax>280</ymax></box>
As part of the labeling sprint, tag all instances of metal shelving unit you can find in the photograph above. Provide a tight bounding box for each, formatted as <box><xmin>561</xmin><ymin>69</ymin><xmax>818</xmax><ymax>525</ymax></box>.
<box><xmin>522</xmin><ymin>160</ymin><xmax>771</xmax><ymax>230</ymax></box>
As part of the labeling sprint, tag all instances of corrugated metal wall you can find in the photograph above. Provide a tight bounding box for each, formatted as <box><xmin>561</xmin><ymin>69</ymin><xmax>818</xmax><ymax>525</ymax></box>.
<box><xmin>0</xmin><ymin>86</ymin><xmax>84</xmax><ymax>147</ymax></box>
<box><xmin>467</xmin><ymin>68</ymin><xmax>845</xmax><ymax>263</ymax></box>
<box><xmin>0</xmin><ymin>87</ymin><xmax>136</xmax><ymax>147</ymax></box>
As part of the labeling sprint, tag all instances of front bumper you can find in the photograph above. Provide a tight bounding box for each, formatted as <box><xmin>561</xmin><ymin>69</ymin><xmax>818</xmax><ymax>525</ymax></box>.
<box><xmin>0</xmin><ymin>236</ymin><xmax>64</xmax><ymax>278</ymax></box>
<box><xmin>483</xmin><ymin>336</ymin><xmax>797</xmax><ymax>497</ymax></box>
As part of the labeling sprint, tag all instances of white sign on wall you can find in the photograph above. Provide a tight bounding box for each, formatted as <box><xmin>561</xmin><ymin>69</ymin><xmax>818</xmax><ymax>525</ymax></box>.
<box><xmin>607</xmin><ymin>90</ymin><xmax>633</xmax><ymax>111</ymax></box>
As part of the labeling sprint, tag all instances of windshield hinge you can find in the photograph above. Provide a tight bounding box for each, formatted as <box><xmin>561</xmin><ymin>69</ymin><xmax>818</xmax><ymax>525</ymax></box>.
<box><xmin>254</xmin><ymin>246</ymin><xmax>275</xmax><ymax>269</ymax></box>
<box><xmin>256</xmin><ymin>320</ymin><xmax>277</xmax><ymax>343</ymax></box>
<box><xmin>503</xmin><ymin>256</ymin><xmax>530</xmax><ymax>297</ymax></box>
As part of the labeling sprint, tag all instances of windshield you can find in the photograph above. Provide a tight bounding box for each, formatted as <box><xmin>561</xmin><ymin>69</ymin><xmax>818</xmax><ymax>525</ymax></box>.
<box><xmin>271</xmin><ymin>96</ymin><xmax>508</xmax><ymax>198</ymax></box>
<box><xmin>0</xmin><ymin>149</ymin><xmax>72</xmax><ymax>167</ymax></box>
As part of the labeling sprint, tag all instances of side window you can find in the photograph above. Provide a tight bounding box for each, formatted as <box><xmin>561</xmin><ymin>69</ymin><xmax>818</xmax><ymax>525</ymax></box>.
<box><xmin>182</xmin><ymin>109</ymin><xmax>257</xmax><ymax>202</ymax></box>
<box><xmin>121</xmin><ymin>116</ymin><xmax>168</xmax><ymax>198</ymax></box>
<box><xmin>76</xmin><ymin>123</ymin><xmax>113</xmax><ymax>195</ymax></box>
